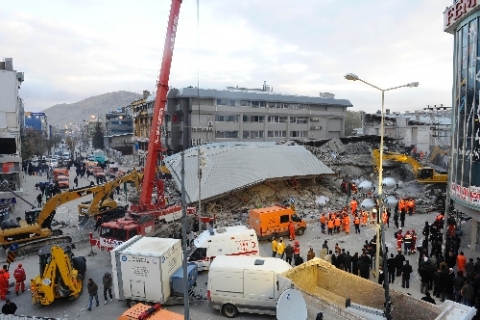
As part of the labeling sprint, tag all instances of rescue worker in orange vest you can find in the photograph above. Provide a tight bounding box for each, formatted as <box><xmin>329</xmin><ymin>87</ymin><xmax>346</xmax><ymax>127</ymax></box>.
<box><xmin>327</xmin><ymin>217</ymin><xmax>334</xmax><ymax>235</ymax></box>
<box><xmin>382</xmin><ymin>210</ymin><xmax>388</xmax><ymax>227</ymax></box>
<box><xmin>320</xmin><ymin>214</ymin><xmax>326</xmax><ymax>234</ymax></box>
<box><xmin>293</xmin><ymin>241</ymin><xmax>300</xmax><ymax>260</ymax></box>
<box><xmin>271</xmin><ymin>237</ymin><xmax>278</xmax><ymax>257</ymax></box>
<box><xmin>354</xmin><ymin>215</ymin><xmax>361</xmax><ymax>234</ymax></box>
<box><xmin>350</xmin><ymin>198</ymin><xmax>358</xmax><ymax>215</ymax></box>
<box><xmin>361</xmin><ymin>211</ymin><xmax>368</xmax><ymax>226</ymax></box>
<box><xmin>371</xmin><ymin>209</ymin><xmax>377</xmax><ymax>225</ymax></box>
<box><xmin>411</xmin><ymin>230</ymin><xmax>417</xmax><ymax>254</ymax></box>
<box><xmin>407</xmin><ymin>199</ymin><xmax>415</xmax><ymax>216</ymax></box>
<box><xmin>334</xmin><ymin>215</ymin><xmax>341</xmax><ymax>234</ymax></box>
<box><xmin>288</xmin><ymin>221</ymin><xmax>295</xmax><ymax>241</ymax></box>
<box><xmin>396</xmin><ymin>229</ymin><xmax>403</xmax><ymax>251</ymax></box>
<box><xmin>0</xmin><ymin>270</ymin><xmax>7</xmax><ymax>300</ymax></box>
<box><xmin>13</xmin><ymin>264</ymin><xmax>26</xmax><ymax>295</ymax></box>
<box><xmin>343</xmin><ymin>214</ymin><xmax>350</xmax><ymax>234</ymax></box>
<box><xmin>398</xmin><ymin>199</ymin><xmax>406</xmax><ymax>215</ymax></box>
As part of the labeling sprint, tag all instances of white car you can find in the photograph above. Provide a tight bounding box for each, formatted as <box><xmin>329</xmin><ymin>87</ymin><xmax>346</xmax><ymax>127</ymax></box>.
<box><xmin>49</xmin><ymin>160</ymin><xmax>58</xmax><ymax>168</ymax></box>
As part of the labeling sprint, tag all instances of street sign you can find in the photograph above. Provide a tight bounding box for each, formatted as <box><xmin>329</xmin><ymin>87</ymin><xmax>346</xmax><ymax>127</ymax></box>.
<box><xmin>9</xmin><ymin>243</ymin><xmax>18</xmax><ymax>252</ymax></box>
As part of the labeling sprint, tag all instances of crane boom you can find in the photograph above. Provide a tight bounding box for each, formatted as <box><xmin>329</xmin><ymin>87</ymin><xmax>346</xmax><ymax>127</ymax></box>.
<box><xmin>139</xmin><ymin>0</ymin><xmax>182</xmax><ymax>207</ymax></box>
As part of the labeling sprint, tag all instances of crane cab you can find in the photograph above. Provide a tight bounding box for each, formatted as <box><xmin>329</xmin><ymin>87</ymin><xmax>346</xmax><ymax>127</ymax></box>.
<box><xmin>418</xmin><ymin>168</ymin><xmax>434</xmax><ymax>180</ymax></box>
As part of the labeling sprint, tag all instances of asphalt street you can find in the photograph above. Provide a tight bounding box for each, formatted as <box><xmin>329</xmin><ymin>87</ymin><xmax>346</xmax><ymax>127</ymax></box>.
<box><xmin>0</xmin><ymin>161</ymin><xmax>474</xmax><ymax>319</ymax></box>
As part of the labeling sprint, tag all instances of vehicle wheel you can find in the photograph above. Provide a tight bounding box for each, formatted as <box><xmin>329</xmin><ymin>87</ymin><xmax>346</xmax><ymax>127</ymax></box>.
<box><xmin>222</xmin><ymin>304</ymin><xmax>238</xmax><ymax>318</ymax></box>
<box><xmin>72</xmin><ymin>256</ymin><xmax>87</xmax><ymax>276</ymax></box>
<box><xmin>296</xmin><ymin>228</ymin><xmax>305</xmax><ymax>236</ymax></box>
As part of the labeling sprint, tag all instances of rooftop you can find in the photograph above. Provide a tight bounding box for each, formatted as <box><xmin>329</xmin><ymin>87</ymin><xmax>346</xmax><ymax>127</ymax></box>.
<box><xmin>164</xmin><ymin>142</ymin><xmax>334</xmax><ymax>204</ymax></box>
<box><xmin>171</xmin><ymin>87</ymin><xmax>353</xmax><ymax>107</ymax></box>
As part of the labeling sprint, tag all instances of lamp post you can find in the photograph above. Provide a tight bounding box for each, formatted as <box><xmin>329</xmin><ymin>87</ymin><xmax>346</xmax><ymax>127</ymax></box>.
<box><xmin>345</xmin><ymin>74</ymin><xmax>419</xmax><ymax>320</ymax></box>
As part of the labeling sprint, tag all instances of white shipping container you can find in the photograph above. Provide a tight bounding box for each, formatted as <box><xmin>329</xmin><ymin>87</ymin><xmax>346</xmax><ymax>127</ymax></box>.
<box><xmin>110</xmin><ymin>236</ymin><xmax>182</xmax><ymax>304</ymax></box>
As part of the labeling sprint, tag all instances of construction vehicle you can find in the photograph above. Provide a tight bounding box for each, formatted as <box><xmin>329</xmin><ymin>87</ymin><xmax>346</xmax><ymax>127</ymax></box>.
<box><xmin>93</xmin><ymin>149</ymin><xmax>106</xmax><ymax>164</ymax></box>
<box><xmin>31</xmin><ymin>243</ymin><xmax>86</xmax><ymax>305</ymax></box>
<box><xmin>93</xmin><ymin>0</ymin><xmax>200</xmax><ymax>250</ymax></box>
<box><xmin>93</xmin><ymin>166</ymin><xmax>107</xmax><ymax>182</ymax></box>
<box><xmin>77</xmin><ymin>169</ymin><xmax>143</xmax><ymax>226</ymax></box>
<box><xmin>0</xmin><ymin>180</ymin><xmax>135</xmax><ymax>254</ymax></box>
<box><xmin>372</xmin><ymin>149</ymin><xmax>448</xmax><ymax>184</ymax></box>
<box><xmin>53</xmin><ymin>168</ymin><xmax>69</xmax><ymax>181</ymax></box>
<box><xmin>427</xmin><ymin>146</ymin><xmax>450</xmax><ymax>166</ymax></box>
<box><xmin>118</xmin><ymin>303</ymin><xmax>183</xmax><ymax>320</ymax></box>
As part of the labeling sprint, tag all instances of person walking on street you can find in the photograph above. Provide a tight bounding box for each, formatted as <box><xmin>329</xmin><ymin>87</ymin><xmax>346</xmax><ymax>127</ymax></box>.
<box><xmin>0</xmin><ymin>270</ymin><xmax>7</xmax><ymax>300</ymax></box>
<box><xmin>87</xmin><ymin>278</ymin><xmax>100</xmax><ymax>311</ymax></box>
<box><xmin>13</xmin><ymin>264</ymin><xmax>26</xmax><ymax>295</ymax></box>
<box><xmin>401</xmin><ymin>260</ymin><xmax>413</xmax><ymax>289</ymax></box>
<box><xmin>102</xmin><ymin>272</ymin><xmax>113</xmax><ymax>304</ymax></box>
<box><xmin>288</xmin><ymin>221</ymin><xmax>295</xmax><ymax>241</ymax></box>
<box><xmin>387</xmin><ymin>253</ymin><xmax>396</xmax><ymax>284</ymax></box>
<box><xmin>1</xmin><ymin>299</ymin><xmax>16</xmax><ymax>314</ymax></box>
<box><xmin>36</xmin><ymin>193</ymin><xmax>43</xmax><ymax>207</ymax></box>
<box><xmin>74</xmin><ymin>176</ymin><xmax>78</xmax><ymax>188</ymax></box>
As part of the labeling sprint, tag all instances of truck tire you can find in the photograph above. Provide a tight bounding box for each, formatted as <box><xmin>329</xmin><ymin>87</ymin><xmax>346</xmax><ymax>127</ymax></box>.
<box><xmin>296</xmin><ymin>228</ymin><xmax>305</xmax><ymax>236</ymax></box>
<box><xmin>222</xmin><ymin>304</ymin><xmax>238</xmax><ymax>318</ymax></box>
<box><xmin>72</xmin><ymin>256</ymin><xmax>87</xmax><ymax>277</ymax></box>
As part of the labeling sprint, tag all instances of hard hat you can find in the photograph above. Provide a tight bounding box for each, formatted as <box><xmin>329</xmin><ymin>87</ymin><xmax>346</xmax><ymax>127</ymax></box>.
<box><xmin>279</xmin><ymin>237</ymin><xmax>283</xmax><ymax>241</ymax></box>
<box><xmin>17</xmin><ymin>264</ymin><xmax>22</xmax><ymax>268</ymax></box>
<box><xmin>372</xmin><ymin>209</ymin><xmax>377</xmax><ymax>213</ymax></box>
<box><xmin>295</xmin><ymin>241</ymin><xmax>299</xmax><ymax>245</ymax></box>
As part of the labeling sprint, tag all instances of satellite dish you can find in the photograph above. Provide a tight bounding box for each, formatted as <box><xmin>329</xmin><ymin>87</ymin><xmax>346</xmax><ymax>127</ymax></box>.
<box><xmin>277</xmin><ymin>289</ymin><xmax>307</xmax><ymax>320</ymax></box>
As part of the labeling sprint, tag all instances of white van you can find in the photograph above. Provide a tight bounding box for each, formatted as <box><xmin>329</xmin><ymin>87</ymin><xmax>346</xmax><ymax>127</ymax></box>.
<box><xmin>207</xmin><ymin>256</ymin><xmax>292</xmax><ymax>318</ymax></box>
<box><xmin>188</xmin><ymin>226</ymin><xmax>259</xmax><ymax>271</ymax></box>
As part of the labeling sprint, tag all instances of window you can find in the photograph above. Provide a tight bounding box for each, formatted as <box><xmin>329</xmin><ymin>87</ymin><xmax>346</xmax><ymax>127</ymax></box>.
<box><xmin>290</xmin><ymin>131</ymin><xmax>308</xmax><ymax>138</ymax></box>
<box><xmin>267</xmin><ymin>131</ymin><xmax>286</xmax><ymax>138</ymax></box>
<box><xmin>270</xmin><ymin>103</ymin><xmax>288</xmax><ymax>109</ymax></box>
<box><xmin>240</xmin><ymin>100</ymin><xmax>251</xmax><ymax>107</ymax></box>
<box><xmin>215</xmin><ymin>115</ymin><xmax>239</xmax><ymax>122</ymax></box>
<box><xmin>296</xmin><ymin>117</ymin><xmax>308</xmax><ymax>124</ymax></box>
<box><xmin>243</xmin><ymin>115</ymin><xmax>264</xmax><ymax>122</ymax></box>
<box><xmin>215</xmin><ymin>131</ymin><xmax>239</xmax><ymax>138</ymax></box>
<box><xmin>243</xmin><ymin>131</ymin><xmax>264</xmax><ymax>139</ymax></box>
<box><xmin>290</xmin><ymin>117</ymin><xmax>297</xmax><ymax>123</ymax></box>
<box><xmin>268</xmin><ymin>116</ymin><xmax>287</xmax><ymax>123</ymax></box>
<box><xmin>217</xmin><ymin>99</ymin><xmax>235</xmax><ymax>106</ymax></box>
<box><xmin>289</xmin><ymin>104</ymin><xmax>308</xmax><ymax>110</ymax></box>
<box><xmin>280</xmin><ymin>215</ymin><xmax>290</xmax><ymax>223</ymax></box>
<box><xmin>251</xmin><ymin>101</ymin><xmax>266</xmax><ymax>108</ymax></box>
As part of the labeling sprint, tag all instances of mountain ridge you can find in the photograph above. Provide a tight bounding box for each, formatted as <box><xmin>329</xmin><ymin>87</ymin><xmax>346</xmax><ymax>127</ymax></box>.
<box><xmin>43</xmin><ymin>91</ymin><xmax>142</xmax><ymax>128</ymax></box>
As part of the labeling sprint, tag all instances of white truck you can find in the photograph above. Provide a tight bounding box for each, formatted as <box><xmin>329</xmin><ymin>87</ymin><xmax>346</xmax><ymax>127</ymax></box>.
<box><xmin>111</xmin><ymin>235</ymin><xmax>197</xmax><ymax>306</ymax></box>
<box><xmin>207</xmin><ymin>256</ymin><xmax>292</xmax><ymax>318</ymax></box>
<box><xmin>189</xmin><ymin>226</ymin><xmax>259</xmax><ymax>271</ymax></box>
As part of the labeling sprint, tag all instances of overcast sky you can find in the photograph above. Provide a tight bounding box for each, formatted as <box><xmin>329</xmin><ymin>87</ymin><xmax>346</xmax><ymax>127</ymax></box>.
<box><xmin>1</xmin><ymin>0</ymin><xmax>454</xmax><ymax>113</ymax></box>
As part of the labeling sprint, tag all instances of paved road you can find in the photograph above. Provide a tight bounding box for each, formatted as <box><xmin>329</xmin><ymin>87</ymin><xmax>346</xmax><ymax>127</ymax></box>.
<box><xmin>2</xmin><ymin>160</ymin><xmax>474</xmax><ymax>319</ymax></box>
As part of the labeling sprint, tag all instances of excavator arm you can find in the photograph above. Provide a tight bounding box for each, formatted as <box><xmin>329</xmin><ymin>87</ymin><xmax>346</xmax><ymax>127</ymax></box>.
<box><xmin>81</xmin><ymin>169</ymin><xmax>143</xmax><ymax>217</ymax></box>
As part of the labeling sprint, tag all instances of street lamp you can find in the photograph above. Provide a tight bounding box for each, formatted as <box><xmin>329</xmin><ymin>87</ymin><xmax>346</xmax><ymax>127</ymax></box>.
<box><xmin>345</xmin><ymin>73</ymin><xmax>419</xmax><ymax>320</ymax></box>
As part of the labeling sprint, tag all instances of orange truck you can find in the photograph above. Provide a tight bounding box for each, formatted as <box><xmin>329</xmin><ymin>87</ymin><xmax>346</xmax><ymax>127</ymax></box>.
<box><xmin>248</xmin><ymin>205</ymin><xmax>307</xmax><ymax>241</ymax></box>
<box><xmin>118</xmin><ymin>303</ymin><xmax>182</xmax><ymax>320</ymax></box>
<box><xmin>53</xmin><ymin>168</ymin><xmax>69</xmax><ymax>180</ymax></box>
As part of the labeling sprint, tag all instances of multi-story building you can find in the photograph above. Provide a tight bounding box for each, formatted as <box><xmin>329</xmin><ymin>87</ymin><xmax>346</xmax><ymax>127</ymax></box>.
<box><xmin>131</xmin><ymin>91</ymin><xmax>152</xmax><ymax>158</ymax></box>
<box><xmin>24</xmin><ymin>112</ymin><xmax>49</xmax><ymax>138</ymax></box>
<box><xmin>444</xmin><ymin>1</ymin><xmax>480</xmax><ymax>249</ymax></box>
<box><xmin>103</xmin><ymin>108</ymin><xmax>134</xmax><ymax>154</ymax></box>
<box><xmin>0</xmin><ymin>58</ymin><xmax>25</xmax><ymax>209</ymax></box>
<box><xmin>361</xmin><ymin>109</ymin><xmax>452</xmax><ymax>154</ymax></box>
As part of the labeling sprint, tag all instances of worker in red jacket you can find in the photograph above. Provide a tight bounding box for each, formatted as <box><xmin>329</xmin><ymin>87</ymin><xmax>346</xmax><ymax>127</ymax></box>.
<box><xmin>13</xmin><ymin>264</ymin><xmax>26</xmax><ymax>295</ymax></box>
<box><xmin>0</xmin><ymin>270</ymin><xmax>8</xmax><ymax>300</ymax></box>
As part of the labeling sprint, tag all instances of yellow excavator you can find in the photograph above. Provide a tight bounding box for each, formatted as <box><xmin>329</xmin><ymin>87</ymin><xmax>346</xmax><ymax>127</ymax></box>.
<box><xmin>372</xmin><ymin>149</ymin><xmax>448</xmax><ymax>184</ymax></box>
<box><xmin>77</xmin><ymin>169</ymin><xmax>143</xmax><ymax>227</ymax></box>
<box><xmin>427</xmin><ymin>146</ymin><xmax>450</xmax><ymax>165</ymax></box>
<box><xmin>31</xmin><ymin>243</ymin><xmax>86</xmax><ymax>305</ymax></box>
<box><xmin>0</xmin><ymin>171</ymin><xmax>140</xmax><ymax>254</ymax></box>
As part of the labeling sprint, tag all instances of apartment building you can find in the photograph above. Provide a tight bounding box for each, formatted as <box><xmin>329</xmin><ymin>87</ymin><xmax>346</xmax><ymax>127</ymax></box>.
<box><xmin>103</xmin><ymin>108</ymin><xmax>133</xmax><ymax>154</ymax></box>
<box><xmin>24</xmin><ymin>112</ymin><xmax>49</xmax><ymax>138</ymax></box>
<box><xmin>0</xmin><ymin>58</ymin><xmax>25</xmax><ymax>208</ymax></box>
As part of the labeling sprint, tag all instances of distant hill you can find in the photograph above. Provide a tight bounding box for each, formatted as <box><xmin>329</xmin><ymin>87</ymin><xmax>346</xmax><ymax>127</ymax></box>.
<box><xmin>43</xmin><ymin>91</ymin><xmax>142</xmax><ymax>127</ymax></box>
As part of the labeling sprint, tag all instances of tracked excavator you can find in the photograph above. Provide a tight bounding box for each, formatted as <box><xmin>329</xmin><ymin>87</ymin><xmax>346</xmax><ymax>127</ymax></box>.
<box><xmin>0</xmin><ymin>175</ymin><xmax>138</xmax><ymax>255</ymax></box>
<box><xmin>77</xmin><ymin>169</ymin><xmax>143</xmax><ymax>227</ymax></box>
<box><xmin>31</xmin><ymin>242</ymin><xmax>86</xmax><ymax>305</ymax></box>
<box><xmin>372</xmin><ymin>149</ymin><xmax>448</xmax><ymax>184</ymax></box>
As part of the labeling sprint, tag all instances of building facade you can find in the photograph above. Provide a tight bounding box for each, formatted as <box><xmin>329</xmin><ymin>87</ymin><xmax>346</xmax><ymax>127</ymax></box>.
<box><xmin>163</xmin><ymin>87</ymin><xmax>352</xmax><ymax>153</ymax></box>
<box><xmin>0</xmin><ymin>58</ymin><xmax>25</xmax><ymax>208</ymax></box>
<box><xmin>361</xmin><ymin>110</ymin><xmax>451</xmax><ymax>154</ymax></box>
<box><xmin>24</xmin><ymin>112</ymin><xmax>49</xmax><ymax>138</ymax></box>
<box><xmin>444</xmin><ymin>1</ymin><xmax>480</xmax><ymax>249</ymax></box>
<box><xmin>103</xmin><ymin>108</ymin><xmax>134</xmax><ymax>154</ymax></box>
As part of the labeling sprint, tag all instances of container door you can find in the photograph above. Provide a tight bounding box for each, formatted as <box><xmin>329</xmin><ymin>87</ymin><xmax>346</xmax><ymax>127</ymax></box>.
<box><xmin>130</xmin><ymin>280</ymin><xmax>146</xmax><ymax>298</ymax></box>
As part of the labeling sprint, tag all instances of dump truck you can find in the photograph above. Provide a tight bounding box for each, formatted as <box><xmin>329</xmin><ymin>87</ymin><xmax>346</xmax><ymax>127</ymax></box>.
<box><xmin>111</xmin><ymin>235</ymin><xmax>198</xmax><ymax>307</ymax></box>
